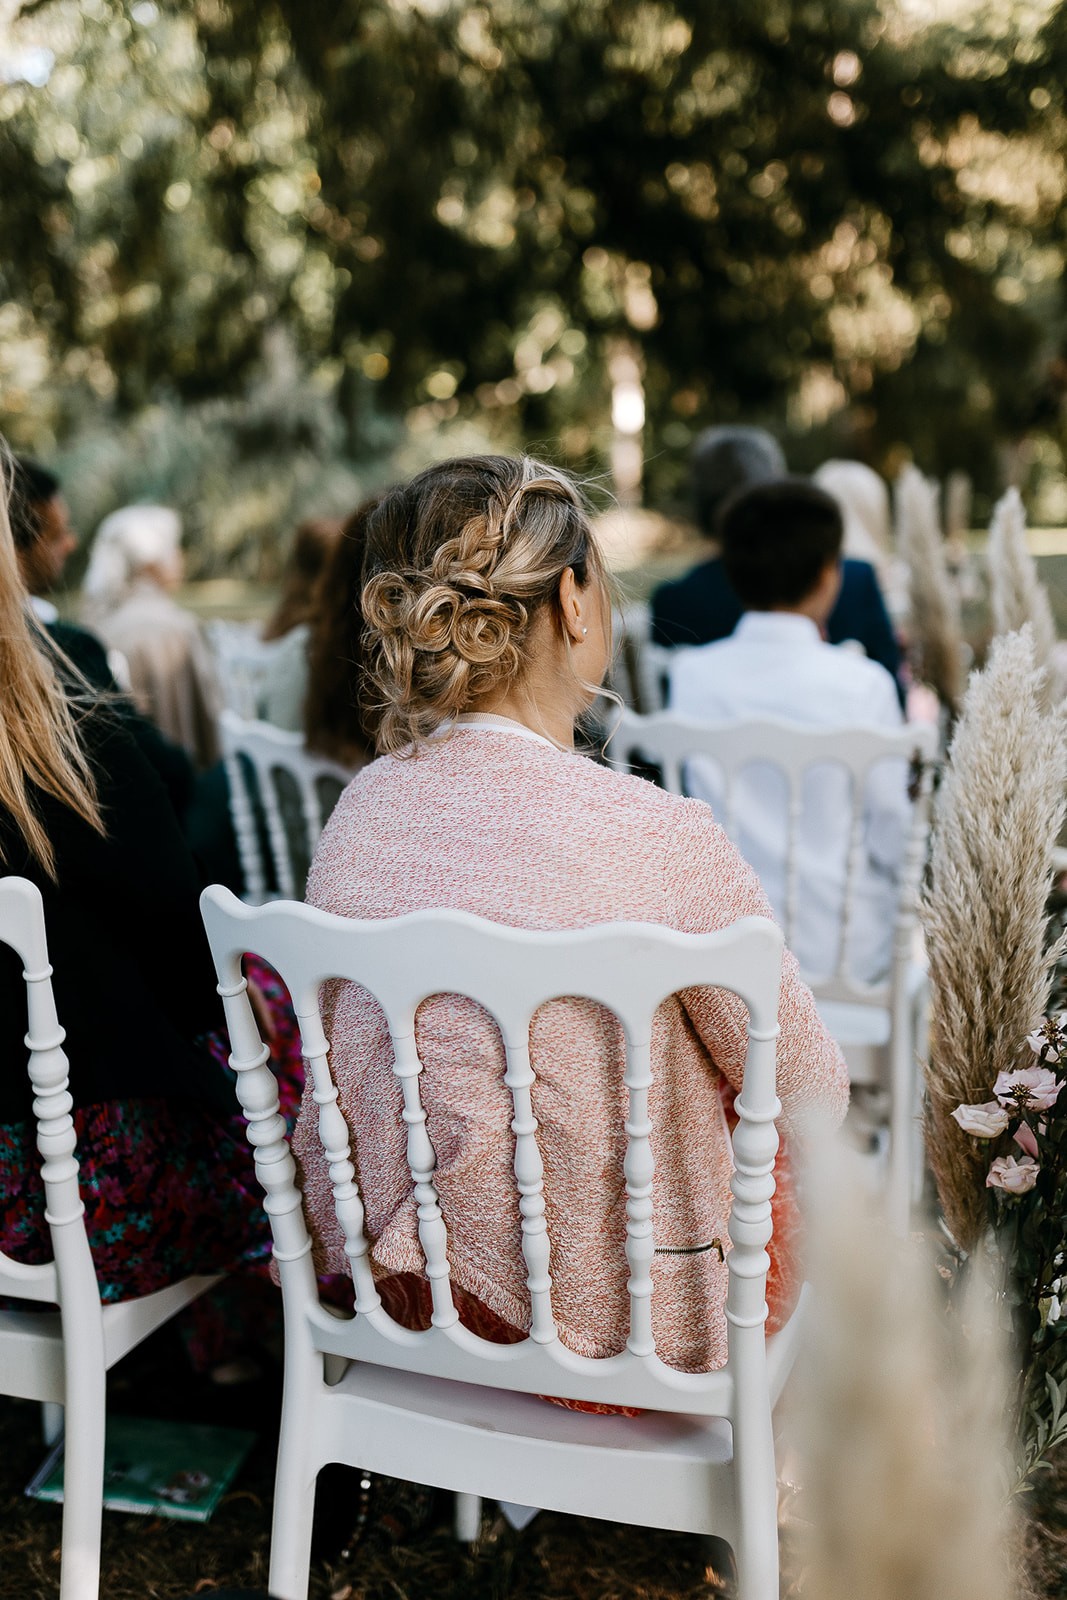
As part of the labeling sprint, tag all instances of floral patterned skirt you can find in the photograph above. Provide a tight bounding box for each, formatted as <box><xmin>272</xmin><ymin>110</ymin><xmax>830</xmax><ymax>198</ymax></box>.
<box><xmin>0</xmin><ymin>958</ymin><xmax>304</xmax><ymax>1368</ymax></box>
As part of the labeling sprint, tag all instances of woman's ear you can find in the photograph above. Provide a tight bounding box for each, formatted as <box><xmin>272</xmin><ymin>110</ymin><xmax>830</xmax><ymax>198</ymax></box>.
<box><xmin>558</xmin><ymin>566</ymin><xmax>587</xmax><ymax>644</ymax></box>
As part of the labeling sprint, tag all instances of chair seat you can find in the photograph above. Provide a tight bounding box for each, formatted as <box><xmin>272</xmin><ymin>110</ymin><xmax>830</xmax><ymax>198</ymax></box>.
<box><xmin>815</xmin><ymin>999</ymin><xmax>890</xmax><ymax>1089</ymax></box>
<box><xmin>817</xmin><ymin>958</ymin><xmax>928</xmax><ymax>1089</ymax></box>
<box><xmin>0</xmin><ymin>1309</ymin><xmax>65</xmax><ymax>1401</ymax></box>
<box><xmin>316</xmin><ymin>1361</ymin><xmax>739</xmax><ymax>1537</ymax></box>
<box><xmin>101</xmin><ymin>1274</ymin><xmax>224</xmax><ymax>1367</ymax></box>
<box><xmin>815</xmin><ymin>999</ymin><xmax>891</xmax><ymax>1049</ymax></box>
<box><xmin>0</xmin><ymin>1275</ymin><xmax>222</xmax><ymax>1405</ymax></box>
<box><xmin>307</xmin><ymin>1291</ymin><xmax>806</xmax><ymax>1545</ymax></box>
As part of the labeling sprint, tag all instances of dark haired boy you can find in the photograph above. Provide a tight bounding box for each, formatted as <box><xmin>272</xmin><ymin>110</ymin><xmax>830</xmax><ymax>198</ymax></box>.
<box><xmin>668</xmin><ymin>476</ymin><xmax>907</xmax><ymax>983</ymax></box>
<box><xmin>649</xmin><ymin>427</ymin><xmax>902</xmax><ymax>698</ymax></box>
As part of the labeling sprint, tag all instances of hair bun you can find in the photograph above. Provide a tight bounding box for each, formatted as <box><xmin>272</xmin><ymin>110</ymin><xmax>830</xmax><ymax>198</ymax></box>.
<box><xmin>407</xmin><ymin>583</ymin><xmax>465</xmax><ymax>653</ymax></box>
<box><xmin>361</xmin><ymin>572</ymin><xmax>412</xmax><ymax>637</ymax></box>
<box><xmin>452</xmin><ymin>597</ymin><xmax>522</xmax><ymax>666</ymax></box>
<box><xmin>360</xmin><ymin>454</ymin><xmax>599</xmax><ymax>753</ymax></box>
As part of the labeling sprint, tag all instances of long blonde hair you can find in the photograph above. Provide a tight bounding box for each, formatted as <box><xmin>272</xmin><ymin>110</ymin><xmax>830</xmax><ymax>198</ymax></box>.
<box><xmin>0</xmin><ymin>450</ymin><xmax>104</xmax><ymax>879</ymax></box>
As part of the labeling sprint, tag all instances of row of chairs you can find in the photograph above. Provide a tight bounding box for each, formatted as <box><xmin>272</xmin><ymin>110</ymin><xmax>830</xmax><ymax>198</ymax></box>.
<box><xmin>5</xmin><ymin>646</ymin><xmax>937</xmax><ymax>1598</ymax></box>
<box><xmin>220</xmin><ymin>710</ymin><xmax>353</xmax><ymax>901</ymax></box>
<box><xmin>2</xmin><ymin>876</ymin><xmax>793</xmax><ymax>1600</ymax></box>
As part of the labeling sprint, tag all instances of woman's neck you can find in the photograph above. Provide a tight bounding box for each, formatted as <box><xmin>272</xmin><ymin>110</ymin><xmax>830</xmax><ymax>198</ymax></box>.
<box><xmin>470</xmin><ymin>684</ymin><xmax>576</xmax><ymax>750</ymax></box>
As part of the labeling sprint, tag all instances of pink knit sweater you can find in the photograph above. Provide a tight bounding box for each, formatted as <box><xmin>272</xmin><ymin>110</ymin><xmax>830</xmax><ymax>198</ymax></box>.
<box><xmin>297</xmin><ymin>717</ymin><xmax>849</xmax><ymax>1372</ymax></box>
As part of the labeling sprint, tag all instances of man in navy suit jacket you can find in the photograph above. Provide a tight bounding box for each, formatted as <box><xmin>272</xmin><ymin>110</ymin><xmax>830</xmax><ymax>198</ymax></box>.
<box><xmin>650</xmin><ymin>427</ymin><xmax>903</xmax><ymax>697</ymax></box>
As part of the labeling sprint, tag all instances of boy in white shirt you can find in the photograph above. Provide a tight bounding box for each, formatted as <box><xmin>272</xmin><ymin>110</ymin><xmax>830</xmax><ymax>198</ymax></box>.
<box><xmin>668</xmin><ymin>477</ymin><xmax>908</xmax><ymax>984</ymax></box>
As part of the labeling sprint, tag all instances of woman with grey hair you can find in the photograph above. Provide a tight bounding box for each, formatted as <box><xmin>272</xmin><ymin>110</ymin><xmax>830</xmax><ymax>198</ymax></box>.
<box><xmin>82</xmin><ymin>504</ymin><xmax>221</xmax><ymax>767</ymax></box>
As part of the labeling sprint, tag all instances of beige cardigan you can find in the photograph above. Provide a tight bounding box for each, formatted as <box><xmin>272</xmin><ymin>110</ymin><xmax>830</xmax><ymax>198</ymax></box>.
<box><xmin>94</xmin><ymin>582</ymin><xmax>221</xmax><ymax>768</ymax></box>
<box><xmin>297</xmin><ymin>717</ymin><xmax>848</xmax><ymax>1372</ymax></box>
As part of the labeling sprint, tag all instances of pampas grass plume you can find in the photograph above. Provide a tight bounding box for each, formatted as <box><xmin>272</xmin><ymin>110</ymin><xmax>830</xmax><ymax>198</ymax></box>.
<box><xmin>794</xmin><ymin>1139</ymin><xmax>1016</xmax><ymax>1600</ymax></box>
<box><xmin>896</xmin><ymin>464</ymin><xmax>964</xmax><ymax>713</ymax></box>
<box><xmin>922</xmin><ymin>626</ymin><xmax>1067</xmax><ymax>1251</ymax></box>
<box><xmin>987</xmin><ymin>487</ymin><xmax>1060</xmax><ymax>709</ymax></box>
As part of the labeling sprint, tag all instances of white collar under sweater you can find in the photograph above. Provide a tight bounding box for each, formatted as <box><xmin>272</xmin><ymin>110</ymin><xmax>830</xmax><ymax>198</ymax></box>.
<box><xmin>452</xmin><ymin>711</ymin><xmax>562</xmax><ymax>751</ymax></box>
<box><xmin>730</xmin><ymin>611</ymin><xmax>823</xmax><ymax>647</ymax></box>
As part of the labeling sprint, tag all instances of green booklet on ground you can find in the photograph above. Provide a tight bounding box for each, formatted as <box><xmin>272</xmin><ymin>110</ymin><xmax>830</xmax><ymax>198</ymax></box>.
<box><xmin>26</xmin><ymin>1415</ymin><xmax>256</xmax><ymax>1523</ymax></box>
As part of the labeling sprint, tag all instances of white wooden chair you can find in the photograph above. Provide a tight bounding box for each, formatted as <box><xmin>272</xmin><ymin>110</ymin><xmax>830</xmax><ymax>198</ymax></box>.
<box><xmin>607</xmin><ymin>710</ymin><xmax>939</xmax><ymax>1230</ymax></box>
<box><xmin>219</xmin><ymin>710</ymin><xmax>355</xmax><ymax>902</ymax></box>
<box><xmin>207</xmin><ymin>619</ymin><xmax>278</xmax><ymax>719</ymax></box>
<box><xmin>613</xmin><ymin>604</ymin><xmax>675</xmax><ymax>713</ymax></box>
<box><xmin>0</xmin><ymin>877</ymin><xmax>221</xmax><ymax>1600</ymax></box>
<box><xmin>200</xmin><ymin>885</ymin><xmax>797</xmax><ymax>1600</ymax></box>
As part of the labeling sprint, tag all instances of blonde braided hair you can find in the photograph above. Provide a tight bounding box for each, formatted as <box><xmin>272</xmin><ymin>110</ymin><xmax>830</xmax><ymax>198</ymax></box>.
<box><xmin>362</xmin><ymin>455</ymin><xmax>605</xmax><ymax>753</ymax></box>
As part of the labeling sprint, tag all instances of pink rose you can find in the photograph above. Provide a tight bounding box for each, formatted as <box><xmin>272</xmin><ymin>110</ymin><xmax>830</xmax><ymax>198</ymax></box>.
<box><xmin>987</xmin><ymin>1155</ymin><xmax>1039</xmax><ymax>1194</ymax></box>
<box><xmin>994</xmin><ymin>1066</ymin><xmax>1063</xmax><ymax>1112</ymax></box>
<box><xmin>1014</xmin><ymin>1122</ymin><xmax>1040</xmax><ymax>1158</ymax></box>
<box><xmin>951</xmin><ymin>1101</ymin><xmax>1010</xmax><ymax>1138</ymax></box>
<box><xmin>1027</xmin><ymin>1028</ymin><xmax>1060</xmax><ymax>1063</ymax></box>
<box><xmin>1026</xmin><ymin>1015</ymin><xmax>1067</xmax><ymax>1062</ymax></box>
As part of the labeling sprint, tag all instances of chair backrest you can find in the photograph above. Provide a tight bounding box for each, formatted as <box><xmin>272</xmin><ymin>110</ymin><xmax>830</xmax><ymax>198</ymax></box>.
<box><xmin>219</xmin><ymin>710</ymin><xmax>356</xmax><ymax>901</ymax></box>
<box><xmin>613</xmin><ymin>604</ymin><xmax>674</xmax><ymax>713</ymax></box>
<box><xmin>0</xmin><ymin>878</ymin><xmax>101</xmax><ymax>1319</ymax></box>
<box><xmin>207</xmin><ymin>620</ymin><xmax>278</xmax><ymax>719</ymax></box>
<box><xmin>200</xmin><ymin>886</ymin><xmax>785</xmax><ymax>1416</ymax></box>
<box><xmin>608</xmin><ymin>710</ymin><xmax>939</xmax><ymax>1007</ymax></box>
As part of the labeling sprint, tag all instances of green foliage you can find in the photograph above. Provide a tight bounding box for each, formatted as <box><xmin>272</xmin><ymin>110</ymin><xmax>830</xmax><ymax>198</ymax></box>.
<box><xmin>2</xmin><ymin>0</ymin><xmax>1067</xmax><ymax>565</ymax></box>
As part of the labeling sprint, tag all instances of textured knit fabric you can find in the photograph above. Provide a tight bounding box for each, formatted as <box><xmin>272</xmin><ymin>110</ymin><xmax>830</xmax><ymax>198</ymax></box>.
<box><xmin>298</xmin><ymin>722</ymin><xmax>849</xmax><ymax>1374</ymax></box>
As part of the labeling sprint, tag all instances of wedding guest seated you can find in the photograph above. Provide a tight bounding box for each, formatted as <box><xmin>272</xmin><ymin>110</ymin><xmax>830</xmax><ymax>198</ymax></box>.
<box><xmin>184</xmin><ymin>504</ymin><xmax>377</xmax><ymax>893</ymax></box>
<box><xmin>82</xmin><ymin>504</ymin><xmax>221</xmax><ymax>768</ymax></box>
<box><xmin>257</xmin><ymin>516</ymin><xmax>343</xmax><ymax>731</ymax></box>
<box><xmin>651</xmin><ymin>425</ymin><xmax>903</xmax><ymax>697</ymax></box>
<box><xmin>293</xmin><ymin>454</ymin><xmax>848</xmax><ymax>1378</ymax></box>
<box><xmin>0</xmin><ymin>461</ymin><xmax>278</xmax><ymax>1356</ymax></box>
<box><xmin>669</xmin><ymin>477</ymin><xmax>910</xmax><ymax>985</ymax></box>
<box><xmin>302</xmin><ymin>498</ymin><xmax>378</xmax><ymax>768</ymax></box>
<box><xmin>9</xmin><ymin>457</ymin><xmax>198</xmax><ymax>824</ymax></box>
<box><xmin>813</xmin><ymin>457</ymin><xmax>907</xmax><ymax>623</ymax></box>
<box><xmin>6</xmin><ymin>457</ymin><xmax>77</xmax><ymax>627</ymax></box>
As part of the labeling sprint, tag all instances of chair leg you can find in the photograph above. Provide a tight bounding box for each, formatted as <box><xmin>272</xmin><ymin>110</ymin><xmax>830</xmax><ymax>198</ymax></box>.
<box><xmin>454</xmin><ymin>1492</ymin><xmax>482</xmax><ymax>1543</ymax></box>
<box><xmin>42</xmin><ymin>1400</ymin><xmax>64</xmax><ymax>1446</ymax></box>
<box><xmin>57</xmin><ymin>1380</ymin><xmax>105</xmax><ymax>1600</ymax></box>
<box><xmin>732</xmin><ymin>1383</ymin><xmax>780</xmax><ymax>1600</ymax></box>
<box><xmin>267</xmin><ymin>1452</ymin><xmax>319</xmax><ymax>1600</ymax></box>
<box><xmin>268</xmin><ymin>1351</ymin><xmax>322</xmax><ymax>1600</ymax></box>
<box><xmin>734</xmin><ymin>1477</ymin><xmax>779</xmax><ymax>1600</ymax></box>
<box><xmin>887</xmin><ymin>1022</ymin><xmax>917</xmax><ymax>1236</ymax></box>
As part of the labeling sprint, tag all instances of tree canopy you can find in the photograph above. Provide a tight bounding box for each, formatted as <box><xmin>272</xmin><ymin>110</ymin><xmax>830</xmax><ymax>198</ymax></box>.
<box><xmin>1</xmin><ymin>0</ymin><xmax>1066</xmax><ymax>557</ymax></box>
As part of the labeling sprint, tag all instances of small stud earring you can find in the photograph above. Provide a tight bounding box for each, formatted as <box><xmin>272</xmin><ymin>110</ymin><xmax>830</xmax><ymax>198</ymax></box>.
<box><xmin>582</xmin><ymin>626</ymin><xmax>588</xmax><ymax>637</ymax></box>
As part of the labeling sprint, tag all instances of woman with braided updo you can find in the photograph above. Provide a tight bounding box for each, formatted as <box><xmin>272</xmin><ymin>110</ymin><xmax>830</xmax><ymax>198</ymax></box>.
<box><xmin>295</xmin><ymin>454</ymin><xmax>848</xmax><ymax>1379</ymax></box>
